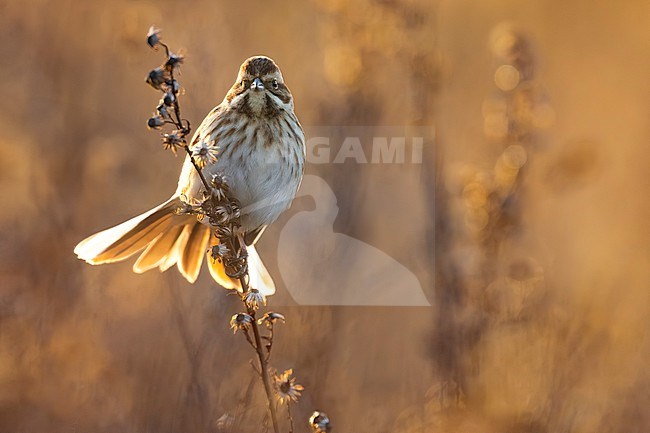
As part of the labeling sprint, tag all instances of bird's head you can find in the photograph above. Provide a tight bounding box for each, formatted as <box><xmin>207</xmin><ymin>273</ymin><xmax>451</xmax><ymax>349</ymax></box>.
<box><xmin>226</xmin><ymin>56</ymin><xmax>293</xmax><ymax>117</ymax></box>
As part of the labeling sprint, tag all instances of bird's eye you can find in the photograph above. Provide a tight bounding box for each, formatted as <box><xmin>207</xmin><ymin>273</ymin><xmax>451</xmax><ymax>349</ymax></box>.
<box><xmin>272</xmin><ymin>79</ymin><xmax>279</xmax><ymax>90</ymax></box>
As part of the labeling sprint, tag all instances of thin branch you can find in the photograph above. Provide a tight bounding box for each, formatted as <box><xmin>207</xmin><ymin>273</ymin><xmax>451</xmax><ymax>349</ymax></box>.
<box><xmin>248</xmin><ymin>308</ymin><xmax>280</xmax><ymax>433</ymax></box>
<box><xmin>182</xmin><ymin>144</ymin><xmax>212</xmax><ymax>193</ymax></box>
<box><xmin>287</xmin><ymin>402</ymin><xmax>295</xmax><ymax>433</ymax></box>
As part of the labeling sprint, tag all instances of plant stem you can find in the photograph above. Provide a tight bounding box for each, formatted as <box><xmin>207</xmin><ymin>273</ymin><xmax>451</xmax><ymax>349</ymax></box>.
<box><xmin>249</xmin><ymin>307</ymin><xmax>280</xmax><ymax>433</ymax></box>
<box><xmin>287</xmin><ymin>402</ymin><xmax>295</xmax><ymax>433</ymax></box>
<box><xmin>182</xmin><ymin>145</ymin><xmax>212</xmax><ymax>193</ymax></box>
<box><xmin>237</xmin><ymin>252</ymin><xmax>279</xmax><ymax>433</ymax></box>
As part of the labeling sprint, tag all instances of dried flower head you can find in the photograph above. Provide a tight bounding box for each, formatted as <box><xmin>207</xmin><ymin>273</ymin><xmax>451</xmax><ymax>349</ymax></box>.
<box><xmin>215</xmin><ymin>225</ymin><xmax>233</xmax><ymax>239</ymax></box>
<box><xmin>146</xmin><ymin>67</ymin><xmax>167</xmax><ymax>90</ymax></box>
<box><xmin>229</xmin><ymin>313</ymin><xmax>253</xmax><ymax>334</ymax></box>
<box><xmin>210</xmin><ymin>173</ymin><xmax>227</xmax><ymax>189</ymax></box>
<box><xmin>209</xmin><ymin>204</ymin><xmax>233</xmax><ymax>226</ymax></box>
<box><xmin>244</xmin><ymin>289</ymin><xmax>266</xmax><ymax>310</ymax></box>
<box><xmin>210</xmin><ymin>173</ymin><xmax>230</xmax><ymax>201</ymax></box>
<box><xmin>273</xmin><ymin>369</ymin><xmax>304</xmax><ymax>404</ymax></box>
<box><xmin>309</xmin><ymin>411</ymin><xmax>331</xmax><ymax>432</ymax></box>
<box><xmin>147</xmin><ymin>115</ymin><xmax>165</xmax><ymax>130</ymax></box>
<box><xmin>156</xmin><ymin>103</ymin><xmax>170</xmax><ymax>119</ymax></box>
<box><xmin>258</xmin><ymin>312</ymin><xmax>285</xmax><ymax>327</ymax></box>
<box><xmin>146</xmin><ymin>26</ymin><xmax>162</xmax><ymax>48</ymax></box>
<box><xmin>162</xmin><ymin>132</ymin><xmax>183</xmax><ymax>154</ymax></box>
<box><xmin>211</xmin><ymin>202</ymin><xmax>240</xmax><ymax>226</ymax></box>
<box><xmin>211</xmin><ymin>243</ymin><xmax>230</xmax><ymax>261</ymax></box>
<box><xmin>163</xmin><ymin>92</ymin><xmax>176</xmax><ymax>106</ymax></box>
<box><xmin>229</xmin><ymin>201</ymin><xmax>241</xmax><ymax>219</ymax></box>
<box><xmin>191</xmin><ymin>141</ymin><xmax>218</xmax><ymax>168</ymax></box>
<box><xmin>165</xmin><ymin>53</ymin><xmax>184</xmax><ymax>70</ymax></box>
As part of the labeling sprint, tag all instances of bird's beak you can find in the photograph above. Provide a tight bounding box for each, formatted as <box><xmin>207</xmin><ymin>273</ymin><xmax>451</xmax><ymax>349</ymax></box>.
<box><xmin>251</xmin><ymin>77</ymin><xmax>265</xmax><ymax>91</ymax></box>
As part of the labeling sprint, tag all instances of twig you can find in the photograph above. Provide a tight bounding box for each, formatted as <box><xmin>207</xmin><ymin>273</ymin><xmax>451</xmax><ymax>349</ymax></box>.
<box><xmin>248</xmin><ymin>308</ymin><xmax>280</xmax><ymax>433</ymax></box>
<box><xmin>287</xmin><ymin>401</ymin><xmax>295</xmax><ymax>433</ymax></box>
<box><xmin>182</xmin><ymin>144</ymin><xmax>212</xmax><ymax>193</ymax></box>
<box><xmin>233</xmin><ymin>243</ymin><xmax>280</xmax><ymax>433</ymax></box>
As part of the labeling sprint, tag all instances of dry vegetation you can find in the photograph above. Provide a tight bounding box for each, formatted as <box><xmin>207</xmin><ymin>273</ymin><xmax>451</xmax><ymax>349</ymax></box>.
<box><xmin>0</xmin><ymin>0</ymin><xmax>648</xmax><ymax>432</ymax></box>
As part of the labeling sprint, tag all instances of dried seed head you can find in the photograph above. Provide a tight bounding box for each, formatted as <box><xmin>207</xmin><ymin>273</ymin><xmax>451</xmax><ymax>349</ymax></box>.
<box><xmin>210</xmin><ymin>173</ymin><xmax>226</xmax><ymax>189</ymax></box>
<box><xmin>146</xmin><ymin>26</ymin><xmax>162</xmax><ymax>48</ymax></box>
<box><xmin>273</xmin><ymin>369</ymin><xmax>304</xmax><ymax>405</ymax></box>
<box><xmin>210</xmin><ymin>205</ymin><xmax>231</xmax><ymax>226</ymax></box>
<box><xmin>229</xmin><ymin>202</ymin><xmax>241</xmax><ymax>219</ymax></box>
<box><xmin>229</xmin><ymin>313</ymin><xmax>253</xmax><ymax>334</ymax></box>
<box><xmin>309</xmin><ymin>411</ymin><xmax>331</xmax><ymax>432</ymax></box>
<box><xmin>244</xmin><ymin>289</ymin><xmax>266</xmax><ymax>310</ymax></box>
<box><xmin>211</xmin><ymin>244</ymin><xmax>230</xmax><ymax>261</ymax></box>
<box><xmin>212</xmin><ymin>203</ymin><xmax>240</xmax><ymax>225</ymax></box>
<box><xmin>210</xmin><ymin>173</ymin><xmax>230</xmax><ymax>201</ymax></box>
<box><xmin>215</xmin><ymin>225</ymin><xmax>233</xmax><ymax>239</ymax></box>
<box><xmin>191</xmin><ymin>141</ymin><xmax>218</xmax><ymax>168</ymax></box>
<box><xmin>257</xmin><ymin>312</ymin><xmax>286</xmax><ymax>327</ymax></box>
<box><xmin>163</xmin><ymin>132</ymin><xmax>182</xmax><ymax>145</ymax></box>
<box><xmin>162</xmin><ymin>132</ymin><xmax>183</xmax><ymax>154</ymax></box>
<box><xmin>146</xmin><ymin>67</ymin><xmax>167</xmax><ymax>90</ymax></box>
<box><xmin>163</xmin><ymin>92</ymin><xmax>175</xmax><ymax>106</ymax></box>
<box><xmin>165</xmin><ymin>53</ymin><xmax>184</xmax><ymax>70</ymax></box>
<box><xmin>156</xmin><ymin>103</ymin><xmax>170</xmax><ymax>119</ymax></box>
<box><xmin>147</xmin><ymin>115</ymin><xmax>165</xmax><ymax>130</ymax></box>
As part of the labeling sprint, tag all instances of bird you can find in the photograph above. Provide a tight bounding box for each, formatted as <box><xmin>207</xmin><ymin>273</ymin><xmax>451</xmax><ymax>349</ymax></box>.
<box><xmin>74</xmin><ymin>56</ymin><xmax>305</xmax><ymax>296</ymax></box>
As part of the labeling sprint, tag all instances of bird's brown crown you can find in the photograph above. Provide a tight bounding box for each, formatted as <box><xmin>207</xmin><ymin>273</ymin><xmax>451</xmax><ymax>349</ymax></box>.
<box><xmin>239</xmin><ymin>56</ymin><xmax>280</xmax><ymax>78</ymax></box>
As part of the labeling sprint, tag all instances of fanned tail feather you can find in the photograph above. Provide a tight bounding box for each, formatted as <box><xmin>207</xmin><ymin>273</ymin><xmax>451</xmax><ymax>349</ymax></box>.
<box><xmin>75</xmin><ymin>196</ymin><xmax>275</xmax><ymax>294</ymax></box>
<box><xmin>74</xmin><ymin>196</ymin><xmax>206</xmax><ymax>283</ymax></box>
<box><xmin>207</xmin><ymin>240</ymin><xmax>275</xmax><ymax>296</ymax></box>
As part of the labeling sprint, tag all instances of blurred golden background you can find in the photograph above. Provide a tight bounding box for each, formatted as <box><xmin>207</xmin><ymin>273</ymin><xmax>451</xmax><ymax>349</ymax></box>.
<box><xmin>0</xmin><ymin>0</ymin><xmax>648</xmax><ymax>432</ymax></box>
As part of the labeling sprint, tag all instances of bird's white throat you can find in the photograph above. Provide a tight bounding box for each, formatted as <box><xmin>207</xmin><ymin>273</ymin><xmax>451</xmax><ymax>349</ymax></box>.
<box><xmin>248</xmin><ymin>91</ymin><xmax>267</xmax><ymax>116</ymax></box>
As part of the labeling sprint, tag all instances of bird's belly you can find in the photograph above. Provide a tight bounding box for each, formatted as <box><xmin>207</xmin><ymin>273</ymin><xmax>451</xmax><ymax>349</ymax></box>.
<box><xmin>206</xmin><ymin>142</ymin><xmax>300</xmax><ymax>232</ymax></box>
<box><xmin>177</xmin><ymin>112</ymin><xmax>304</xmax><ymax>234</ymax></box>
